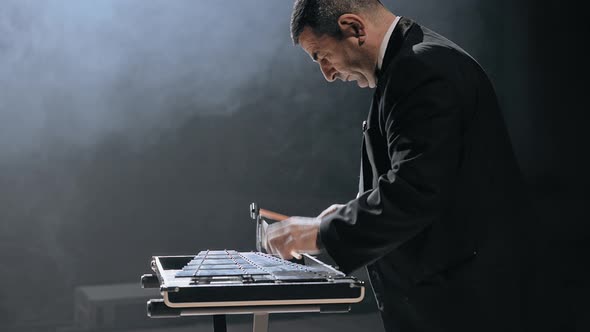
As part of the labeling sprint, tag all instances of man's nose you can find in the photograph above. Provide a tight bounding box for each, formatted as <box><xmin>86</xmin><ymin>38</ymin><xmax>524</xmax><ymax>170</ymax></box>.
<box><xmin>319</xmin><ymin>61</ymin><xmax>336</xmax><ymax>82</ymax></box>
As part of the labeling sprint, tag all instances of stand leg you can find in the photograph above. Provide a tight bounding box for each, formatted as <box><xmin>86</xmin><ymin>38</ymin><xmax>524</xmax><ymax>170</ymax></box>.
<box><xmin>213</xmin><ymin>314</ymin><xmax>227</xmax><ymax>332</ymax></box>
<box><xmin>253</xmin><ymin>313</ymin><xmax>269</xmax><ymax>332</ymax></box>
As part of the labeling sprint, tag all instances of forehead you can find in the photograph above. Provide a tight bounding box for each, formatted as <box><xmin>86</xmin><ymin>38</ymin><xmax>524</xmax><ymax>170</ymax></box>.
<box><xmin>298</xmin><ymin>27</ymin><xmax>335</xmax><ymax>57</ymax></box>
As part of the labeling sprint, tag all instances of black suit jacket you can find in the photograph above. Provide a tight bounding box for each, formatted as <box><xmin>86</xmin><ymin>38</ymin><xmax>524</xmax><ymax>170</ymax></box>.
<box><xmin>319</xmin><ymin>18</ymin><xmax>529</xmax><ymax>332</ymax></box>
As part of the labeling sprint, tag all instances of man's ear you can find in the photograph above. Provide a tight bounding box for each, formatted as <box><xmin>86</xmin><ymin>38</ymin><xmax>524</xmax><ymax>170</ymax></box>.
<box><xmin>337</xmin><ymin>14</ymin><xmax>367</xmax><ymax>46</ymax></box>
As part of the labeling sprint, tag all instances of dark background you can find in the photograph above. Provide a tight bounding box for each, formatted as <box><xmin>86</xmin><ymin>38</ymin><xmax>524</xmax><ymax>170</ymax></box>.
<box><xmin>0</xmin><ymin>0</ymin><xmax>588</xmax><ymax>331</ymax></box>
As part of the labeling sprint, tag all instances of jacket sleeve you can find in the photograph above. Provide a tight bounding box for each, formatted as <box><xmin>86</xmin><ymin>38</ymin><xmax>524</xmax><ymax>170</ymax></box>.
<box><xmin>319</xmin><ymin>55</ymin><xmax>463</xmax><ymax>274</ymax></box>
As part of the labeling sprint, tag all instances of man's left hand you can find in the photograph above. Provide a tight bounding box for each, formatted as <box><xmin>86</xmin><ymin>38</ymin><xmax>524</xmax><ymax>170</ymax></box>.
<box><xmin>264</xmin><ymin>216</ymin><xmax>321</xmax><ymax>260</ymax></box>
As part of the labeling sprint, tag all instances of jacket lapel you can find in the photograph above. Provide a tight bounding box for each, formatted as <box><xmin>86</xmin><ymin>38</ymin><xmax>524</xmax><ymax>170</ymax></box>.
<box><xmin>359</xmin><ymin>17</ymin><xmax>415</xmax><ymax>193</ymax></box>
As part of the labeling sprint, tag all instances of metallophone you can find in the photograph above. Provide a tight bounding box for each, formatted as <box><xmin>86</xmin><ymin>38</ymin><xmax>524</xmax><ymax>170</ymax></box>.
<box><xmin>141</xmin><ymin>203</ymin><xmax>365</xmax><ymax>332</ymax></box>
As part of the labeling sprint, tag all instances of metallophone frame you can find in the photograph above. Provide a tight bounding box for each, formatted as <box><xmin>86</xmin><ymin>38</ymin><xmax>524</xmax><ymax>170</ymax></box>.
<box><xmin>141</xmin><ymin>203</ymin><xmax>365</xmax><ymax>332</ymax></box>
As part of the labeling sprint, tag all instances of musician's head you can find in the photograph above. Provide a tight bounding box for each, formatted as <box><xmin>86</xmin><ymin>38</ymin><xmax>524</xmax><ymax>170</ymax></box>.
<box><xmin>290</xmin><ymin>0</ymin><xmax>393</xmax><ymax>88</ymax></box>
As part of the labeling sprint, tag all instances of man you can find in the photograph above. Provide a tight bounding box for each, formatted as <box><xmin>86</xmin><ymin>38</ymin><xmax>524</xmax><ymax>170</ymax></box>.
<box><xmin>266</xmin><ymin>1</ymin><xmax>529</xmax><ymax>331</ymax></box>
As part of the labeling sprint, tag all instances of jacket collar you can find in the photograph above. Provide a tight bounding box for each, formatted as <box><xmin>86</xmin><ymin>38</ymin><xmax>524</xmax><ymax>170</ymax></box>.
<box><xmin>375</xmin><ymin>17</ymin><xmax>415</xmax><ymax>85</ymax></box>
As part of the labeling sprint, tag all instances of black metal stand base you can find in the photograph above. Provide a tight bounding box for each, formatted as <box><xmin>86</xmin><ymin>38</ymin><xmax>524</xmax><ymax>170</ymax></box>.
<box><xmin>213</xmin><ymin>315</ymin><xmax>227</xmax><ymax>332</ymax></box>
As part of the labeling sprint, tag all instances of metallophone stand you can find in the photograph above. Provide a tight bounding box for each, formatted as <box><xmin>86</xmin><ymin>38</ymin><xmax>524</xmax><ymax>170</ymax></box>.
<box><xmin>142</xmin><ymin>285</ymin><xmax>351</xmax><ymax>332</ymax></box>
<box><xmin>141</xmin><ymin>203</ymin><xmax>364</xmax><ymax>332</ymax></box>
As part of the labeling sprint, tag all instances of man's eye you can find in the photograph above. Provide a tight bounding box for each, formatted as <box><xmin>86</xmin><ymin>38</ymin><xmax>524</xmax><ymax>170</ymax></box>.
<box><xmin>312</xmin><ymin>52</ymin><xmax>319</xmax><ymax>62</ymax></box>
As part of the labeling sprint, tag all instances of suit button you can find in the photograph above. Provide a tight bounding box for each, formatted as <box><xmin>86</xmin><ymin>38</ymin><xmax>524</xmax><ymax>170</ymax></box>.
<box><xmin>362</xmin><ymin>120</ymin><xmax>367</xmax><ymax>132</ymax></box>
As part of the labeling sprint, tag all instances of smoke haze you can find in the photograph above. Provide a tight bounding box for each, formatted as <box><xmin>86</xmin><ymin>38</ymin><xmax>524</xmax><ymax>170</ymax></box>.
<box><xmin>3</xmin><ymin>1</ymin><xmax>584</xmax><ymax>331</ymax></box>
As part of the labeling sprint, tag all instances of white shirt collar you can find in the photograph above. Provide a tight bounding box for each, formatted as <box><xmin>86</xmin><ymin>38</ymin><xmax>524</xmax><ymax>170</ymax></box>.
<box><xmin>377</xmin><ymin>16</ymin><xmax>401</xmax><ymax>70</ymax></box>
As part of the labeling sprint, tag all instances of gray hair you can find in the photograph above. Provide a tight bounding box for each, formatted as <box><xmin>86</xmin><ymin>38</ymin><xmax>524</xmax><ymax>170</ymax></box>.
<box><xmin>290</xmin><ymin>0</ymin><xmax>383</xmax><ymax>44</ymax></box>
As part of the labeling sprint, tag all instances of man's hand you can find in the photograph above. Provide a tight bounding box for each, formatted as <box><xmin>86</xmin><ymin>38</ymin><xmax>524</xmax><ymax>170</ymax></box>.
<box><xmin>317</xmin><ymin>204</ymin><xmax>345</xmax><ymax>218</ymax></box>
<box><xmin>264</xmin><ymin>217</ymin><xmax>321</xmax><ymax>260</ymax></box>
